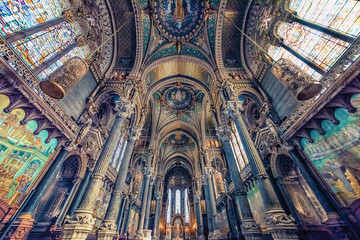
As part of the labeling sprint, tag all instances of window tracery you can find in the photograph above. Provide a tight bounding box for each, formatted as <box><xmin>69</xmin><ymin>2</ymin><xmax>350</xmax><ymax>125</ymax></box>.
<box><xmin>175</xmin><ymin>189</ymin><xmax>181</xmax><ymax>214</ymax></box>
<box><xmin>0</xmin><ymin>0</ymin><xmax>70</xmax><ymax>36</ymax></box>
<box><xmin>288</xmin><ymin>0</ymin><xmax>360</xmax><ymax>37</ymax></box>
<box><xmin>229</xmin><ymin>122</ymin><xmax>248</xmax><ymax>170</ymax></box>
<box><xmin>166</xmin><ymin>188</ymin><xmax>172</xmax><ymax>224</ymax></box>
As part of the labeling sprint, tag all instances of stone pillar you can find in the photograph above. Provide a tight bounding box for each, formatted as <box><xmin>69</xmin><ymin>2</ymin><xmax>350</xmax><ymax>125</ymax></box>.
<box><xmin>202</xmin><ymin>175</ymin><xmax>214</xmax><ymax>234</ymax></box>
<box><xmin>120</xmin><ymin>197</ymin><xmax>131</xmax><ymax>235</ymax></box>
<box><xmin>216</xmin><ymin>127</ymin><xmax>262</xmax><ymax>240</ymax></box>
<box><xmin>144</xmin><ymin>178</ymin><xmax>154</xmax><ymax>230</ymax></box>
<box><xmin>62</xmin><ymin>100</ymin><xmax>134</xmax><ymax>240</ymax></box>
<box><xmin>195</xmin><ymin>193</ymin><xmax>205</xmax><ymax>240</ymax></box>
<box><xmin>10</xmin><ymin>147</ymin><xmax>70</xmax><ymax>239</ymax></box>
<box><xmin>224</xmin><ymin>101</ymin><xmax>298</xmax><ymax>240</ymax></box>
<box><xmin>135</xmin><ymin>168</ymin><xmax>153</xmax><ymax>239</ymax></box>
<box><xmin>152</xmin><ymin>192</ymin><xmax>163</xmax><ymax>240</ymax></box>
<box><xmin>68</xmin><ymin>168</ymin><xmax>93</xmax><ymax>216</ymax></box>
<box><xmin>98</xmin><ymin>131</ymin><xmax>139</xmax><ymax>239</ymax></box>
<box><xmin>203</xmin><ymin>167</ymin><xmax>223</xmax><ymax>240</ymax></box>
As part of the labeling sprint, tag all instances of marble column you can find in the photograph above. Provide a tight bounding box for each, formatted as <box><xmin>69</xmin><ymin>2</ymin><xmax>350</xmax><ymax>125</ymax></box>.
<box><xmin>202</xmin><ymin>176</ymin><xmax>214</xmax><ymax>234</ymax></box>
<box><xmin>216</xmin><ymin>128</ymin><xmax>262</xmax><ymax>240</ymax></box>
<box><xmin>98</xmin><ymin>131</ymin><xmax>139</xmax><ymax>239</ymax></box>
<box><xmin>62</xmin><ymin>100</ymin><xmax>134</xmax><ymax>240</ymax></box>
<box><xmin>120</xmin><ymin>197</ymin><xmax>132</xmax><ymax>235</ymax></box>
<box><xmin>144</xmin><ymin>179</ymin><xmax>154</xmax><ymax>230</ymax></box>
<box><xmin>135</xmin><ymin>168</ymin><xmax>153</xmax><ymax>239</ymax></box>
<box><xmin>224</xmin><ymin>101</ymin><xmax>298</xmax><ymax>240</ymax></box>
<box><xmin>152</xmin><ymin>192</ymin><xmax>163</xmax><ymax>240</ymax></box>
<box><xmin>203</xmin><ymin>167</ymin><xmax>223</xmax><ymax>240</ymax></box>
<box><xmin>68</xmin><ymin>168</ymin><xmax>93</xmax><ymax>216</ymax></box>
<box><xmin>195</xmin><ymin>193</ymin><xmax>205</xmax><ymax>240</ymax></box>
<box><xmin>12</xmin><ymin>146</ymin><xmax>70</xmax><ymax>239</ymax></box>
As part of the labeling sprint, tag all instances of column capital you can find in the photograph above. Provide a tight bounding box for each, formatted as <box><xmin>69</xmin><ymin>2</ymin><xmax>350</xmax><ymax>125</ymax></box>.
<box><xmin>126</xmin><ymin>126</ymin><xmax>141</xmax><ymax>142</ymax></box>
<box><xmin>223</xmin><ymin>100</ymin><xmax>244</xmax><ymax>119</ymax></box>
<box><xmin>114</xmin><ymin>99</ymin><xmax>134</xmax><ymax>119</ymax></box>
<box><xmin>215</xmin><ymin>125</ymin><xmax>232</xmax><ymax>142</ymax></box>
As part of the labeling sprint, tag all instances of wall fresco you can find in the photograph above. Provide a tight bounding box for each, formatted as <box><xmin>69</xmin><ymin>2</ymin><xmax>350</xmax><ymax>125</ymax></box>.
<box><xmin>302</xmin><ymin>94</ymin><xmax>360</xmax><ymax>206</ymax></box>
<box><xmin>93</xmin><ymin>182</ymin><xmax>111</xmax><ymax>227</ymax></box>
<box><xmin>0</xmin><ymin>94</ymin><xmax>57</xmax><ymax>208</ymax></box>
<box><xmin>247</xmin><ymin>185</ymin><xmax>266</xmax><ymax>229</ymax></box>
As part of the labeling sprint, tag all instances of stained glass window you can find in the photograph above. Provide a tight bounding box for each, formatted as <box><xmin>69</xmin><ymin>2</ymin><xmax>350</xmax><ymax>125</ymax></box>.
<box><xmin>289</xmin><ymin>0</ymin><xmax>360</xmax><ymax>37</ymax></box>
<box><xmin>184</xmin><ymin>188</ymin><xmax>189</xmax><ymax>223</ymax></box>
<box><xmin>277</xmin><ymin>22</ymin><xmax>349</xmax><ymax>71</ymax></box>
<box><xmin>0</xmin><ymin>0</ymin><xmax>71</xmax><ymax>36</ymax></box>
<box><xmin>268</xmin><ymin>45</ymin><xmax>322</xmax><ymax>80</ymax></box>
<box><xmin>166</xmin><ymin>189</ymin><xmax>172</xmax><ymax>224</ymax></box>
<box><xmin>175</xmin><ymin>189</ymin><xmax>181</xmax><ymax>214</ymax></box>
<box><xmin>229</xmin><ymin>122</ymin><xmax>248</xmax><ymax>170</ymax></box>
<box><xmin>110</xmin><ymin>134</ymin><xmax>128</xmax><ymax>172</ymax></box>
<box><xmin>37</xmin><ymin>45</ymin><xmax>90</xmax><ymax>80</ymax></box>
<box><xmin>10</xmin><ymin>21</ymin><xmax>82</xmax><ymax>69</ymax></box>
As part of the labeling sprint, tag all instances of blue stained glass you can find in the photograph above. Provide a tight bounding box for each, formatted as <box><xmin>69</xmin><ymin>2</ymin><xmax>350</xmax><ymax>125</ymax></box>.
<box><xmin>11</xmin><ymin>21</ymin><xmax>81</xmax><ymax>69</ymax></box>
<box><xmin>0</xmin><ymin>0</ymin><xmax>71</xmax><ymax>36</ymax></box>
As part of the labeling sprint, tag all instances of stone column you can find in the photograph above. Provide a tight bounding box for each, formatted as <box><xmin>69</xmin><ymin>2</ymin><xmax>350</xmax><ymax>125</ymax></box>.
<box><xmin>135</xmin><ymin>168</ymin><xmax>153</xmax><ymax>239</ymax></box>
<box><xmin>120</xmin><ymin>197</ymin><xmax>131</xmax><ymax>235</ymax></box>
<box><xmin>216</xmin><ymin>127</ymin><xmax>262</xmax><ymax>240</ymax></box>
<box><xmin>68</xmin><ymin>168</ymin><xmax>93</xmax><ymax>216</ymax></box>
<box><xmin>11</xmin><ymin>146</ymin><xmax>70</xmax><ymax>239</ymax></box>
<box><xmin>203</xmin><ymin>167</ymin><xmax>223</xmax><ymax>240</ymax></box>
<box><xmin>202</xmin><ymin>175</ymin><xmax>214</xmax><ymax>234</ymax></box>
<box><xmin>224</xmin><ymin>101</ymin><xmax>298</xmax><ymax>240</ymax></box>
<box><xmin>98</xmin><ymin>130</ymin><xmax>140</xmax><ymax>239</ymax></box>
<box><xmin>152</xmin><ymin>192</ymin><xmax>163</xmax><ymax>240</ymax></box>
<box><xmin>195</xmin><ymin>192</ymin><xmax>205</xmax><ymax>240</ymax></box>
<box><xmin>144</xmin><ymin>178</ymin><xmax>155</xmax><ymax>230</ymax></box>
<box><xmin>62</xmin><ymin>100</ymin><xmax>133</xmax><ymax>240</ymax></box>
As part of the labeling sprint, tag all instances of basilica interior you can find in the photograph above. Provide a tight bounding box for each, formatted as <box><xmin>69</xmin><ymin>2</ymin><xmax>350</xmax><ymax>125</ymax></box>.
<box><xmin>0</xmin><ymin>0</ymin><xmax>360</xmax><ymax>240</ymax></box>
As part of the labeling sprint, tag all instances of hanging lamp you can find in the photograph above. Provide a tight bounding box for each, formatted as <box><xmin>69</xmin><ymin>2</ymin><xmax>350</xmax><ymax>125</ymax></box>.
<box><xmin>40</xmin><ymin>18</ymin><xmax>131</xmax><ymax>99</ymax></box>
<box><xmin>223</xmin><ymin>14</ymin><xmax>322</xmax><ymax>101</ymax></box>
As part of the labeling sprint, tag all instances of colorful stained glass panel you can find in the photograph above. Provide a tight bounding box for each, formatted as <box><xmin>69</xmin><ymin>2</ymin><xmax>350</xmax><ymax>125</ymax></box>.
<box><xmin>0</xmin><ymin>0</ymin><xmax>70</xmax><ymax>36</ymax></box>
<box><xmin>11</xmin><ymin>22</ymin><xmax>81</xmax><ymax>69</ymax></box>
<box><xmin>268</xmin><ymin>45</ymin><xmax>322</xmax><ymax>80</ymax></box>
<box><xmin>289</xmin><ymin>0</ymin><xmax>360</xmax><ymax>37</ymax></box>
<box><xmin>277</xmin><ymin>22</ymin><xmax>349</xmax><ymax>71</ymax></box>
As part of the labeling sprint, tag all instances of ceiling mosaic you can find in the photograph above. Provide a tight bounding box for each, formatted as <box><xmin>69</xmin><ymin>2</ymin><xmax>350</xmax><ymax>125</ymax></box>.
<box><xmin>163</xmin><ymin>84</ymin><xmax>195</xmax><ymax>112</ymax></box>
<box><xmin>168</xmin><ymin>132</ymin><xmax>189</xmax><ymax>146</ymax></box>
<box><xmin>147</xmin><ymin>61</ymin><xmax>211</xmax><ymax>86</ymax></box>
<box><xmin>153</xmin><ymin>0</ymin><xmax>206</xmax><ymax>43</ymax></box>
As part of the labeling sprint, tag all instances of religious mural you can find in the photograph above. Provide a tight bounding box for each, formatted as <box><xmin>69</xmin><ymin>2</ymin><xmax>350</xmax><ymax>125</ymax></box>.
<box><xmin>164</xmin><ymin>84</ymin><xmax>194</xmax><ymax>112</ymax></box>
<box><xmin>0</xmin><ymin>94</ymin><xmax>57</xmax><ymax>208</ymax></box>
<box><xmin>302</xmin><ymin>94</ymin><xmax>360</xmax><ymax>206</ymax></box>
<box><xmin>93</xmin><ymin>181</ymin><xmax>111</xmax><ymax>227</ymax></box>
<box><xmin>127</xmin><ymin>209</ymin><xmax>140</xmax><ymax>236</ymax></box>
<box><xmin>156</xmin><ymin>0</ymin><xmax>202</xmax><ymax>38</ymax></box>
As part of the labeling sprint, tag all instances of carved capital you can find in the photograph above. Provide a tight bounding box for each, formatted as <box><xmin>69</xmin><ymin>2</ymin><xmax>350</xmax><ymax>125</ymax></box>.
<box><xmin>265</xmin><ymin>210</ymin><xmax>296</xmax><ymax>227</ymax></box>
<box><xmin>99</xmin><ymin>220</ymin><xmax>117</xmax><ymax>231</ymax></box>
<box><xmin>215</xmin><ymin>125</ymin><xmax>232</xmax><ymax>142</ymax></box>
<box><xmin>126</xmin><ymin>126</ymin><xmax>141</xmax><ymax>142</ymax></box>
<box><xmin>114</xmin><ymin>99</ymin><xmax>134</xmax><ymax>119</ymax></box>
<box><xmin>64</xmin><ymin>213</ymin><xmax>95</xmax><ymax>226</ymax></box>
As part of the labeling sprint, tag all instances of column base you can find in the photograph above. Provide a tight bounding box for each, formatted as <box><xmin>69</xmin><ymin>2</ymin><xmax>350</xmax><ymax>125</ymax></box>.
<box><xmin>133</xmin><ymin>230</ymin><xmax>152</xmax><ymax>240</ymax></box>
<box><xmin>197</xmin><ymin>235</ymin><xmax>206</xmax><ymax>240</ymax></box>
<box><xmin>62</xmin><ymin>211</ymin><xmax>95</xmax><ymax>240</ymax></box>
<box><xmin>4</xmin><ymin>213</ymin><xmax>34</xmax><ymax>240</ymax></box>
<box><xmin>241</xmin><ymin>219</ymin><xmax>262</xmax><ymax>240</ymax></box>
<box><xmin>208</xmin><ymin>230</ymin><xmax>223</xmax><ymax>240</ymax></box>
<box><xmin>265</xmin><ymin>210</ymin><xmax>298</xmax><ymax>240</ymax></box>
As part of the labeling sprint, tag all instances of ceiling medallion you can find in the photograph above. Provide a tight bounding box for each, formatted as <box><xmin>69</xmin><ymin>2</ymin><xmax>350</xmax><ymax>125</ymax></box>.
<box><xmin>168</xmin><ymin>131</ymin><xmax>189</xmax><ymax>146</ymax></box>
<box><xmin>152</xmin><ymin>0</ymin><xmax>205</xmax><ymax>44</ymax></box>
<box><xmin>163</xmin><ymin>82</ymin><xmax>195</xmax><ymax>112</ymax></box>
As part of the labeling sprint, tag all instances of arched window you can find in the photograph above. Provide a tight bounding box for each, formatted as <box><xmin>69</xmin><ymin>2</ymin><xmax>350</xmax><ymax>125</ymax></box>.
<box><xmin>175</xmin><ymin>189</ymin><xmax>181</xmax><ymax>214</ymax></box>
<box><xmin>229</xmin><ymin>122</ymin><xmax>248</xmax><ymax>170</ymax></box>
<box><xmin>276</xmin><ymin>22</ymin><xmax>349</xmax><ymax>71</ymax></box>
<box><xmin>184</xmin><ymin>188</ymin><xmax>189</xmax><ymax>223</ymax></box>
<box><xmin>0</xmin><ymin>0</ymin><xmax>70</xmax><ymax>36</ymax></box>
<box><xmin>1</xmin><ymin>1</ymin><xmax>90</xmax><ymax>81</ymax></box>
<box><xmin>288</xmin><ymin>0</ymin><xmax>360</xmax><ymax>37</ymax></box>
<box><xmin>166</xmin><ymin>189</ymin><xmax>172</xmax><ymax>224</ymax></box>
